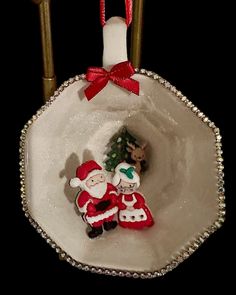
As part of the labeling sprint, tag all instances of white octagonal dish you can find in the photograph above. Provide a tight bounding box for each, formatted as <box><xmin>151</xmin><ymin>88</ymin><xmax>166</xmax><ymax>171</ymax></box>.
<box><xmin>20</xmin><ymin>69</ymin><xmax>225</xmax><ymax>278</ymax></box>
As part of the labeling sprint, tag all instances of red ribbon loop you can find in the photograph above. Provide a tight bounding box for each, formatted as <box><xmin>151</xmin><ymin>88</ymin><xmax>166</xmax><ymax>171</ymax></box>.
<box><xmin>84</xmin><ymin>61</ymin><xmax>139</xmax><ymax>100</ymax></box>
<box><xmin>100</xmin><ymin>0</ymin><xmax>133</xmax><ymax>27</ymax></box>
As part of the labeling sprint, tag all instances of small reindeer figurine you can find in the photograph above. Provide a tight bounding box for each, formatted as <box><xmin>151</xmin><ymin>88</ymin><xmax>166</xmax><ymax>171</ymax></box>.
<box><xmin>127</xmin><ymin>142</ymin><xmax>147</xmax><ymax>175</ymax></box>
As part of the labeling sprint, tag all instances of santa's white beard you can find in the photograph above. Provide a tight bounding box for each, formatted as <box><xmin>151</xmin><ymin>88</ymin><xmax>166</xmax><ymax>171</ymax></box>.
<box><xmin>84</xmin><ymin>182</ymin><xmax>107</xmax><ymax>199</ymax></box>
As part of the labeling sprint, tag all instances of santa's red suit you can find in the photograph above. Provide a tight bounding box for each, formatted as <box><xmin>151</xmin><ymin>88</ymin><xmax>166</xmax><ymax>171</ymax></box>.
<box><xmin>117</xmin><ymin>192</ymin><xmax>154</xmax><ymax>229</ymax></box>
<box><xmin>76</xmin><ymin>183</ymin><xmax>118</xmax><ymax>228</ymax></box>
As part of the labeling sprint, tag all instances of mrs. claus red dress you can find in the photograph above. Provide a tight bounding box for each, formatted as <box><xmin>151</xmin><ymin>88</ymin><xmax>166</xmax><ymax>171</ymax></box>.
<box><xmin>117</xmin><ymin>192</ymin><xmax>154</xmax><ymax>229</ymax></box>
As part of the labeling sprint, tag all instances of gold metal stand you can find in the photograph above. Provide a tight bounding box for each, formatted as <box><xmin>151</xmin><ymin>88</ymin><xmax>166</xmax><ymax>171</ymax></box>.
<box><xmin>130</xmin><ymin>0</ymin><xmax>144</xmax><ymax>68</ymax></box>
<box><xmin>33</xmin><ymin>1</ymin><xmax>144</xmax><ymax>100</ymax></box>
<box><xmin>33</xmin><ymin>0</ymin><xmax>56</xmax><ymax>101</ymax></box>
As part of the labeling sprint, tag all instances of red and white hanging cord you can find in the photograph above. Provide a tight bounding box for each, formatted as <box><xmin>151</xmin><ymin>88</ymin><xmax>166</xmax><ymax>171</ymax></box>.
<box><xmin>100</xmin><ymin>0</ymin><xmax>133</xmax><ymax>27</ymax></box>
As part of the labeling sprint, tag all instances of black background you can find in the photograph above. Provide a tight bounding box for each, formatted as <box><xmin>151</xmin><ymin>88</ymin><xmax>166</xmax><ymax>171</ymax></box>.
<box><xmin>10</xmin><ymin>0</ymin><xmax>233</xmax><ymax>291</ymax></box>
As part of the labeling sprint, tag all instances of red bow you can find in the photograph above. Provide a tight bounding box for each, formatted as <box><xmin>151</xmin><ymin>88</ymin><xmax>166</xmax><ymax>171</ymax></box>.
<box><xmin>84</xmin><ymin>61</ymin><xmax>139</xmax><ymax>100</ymax></box>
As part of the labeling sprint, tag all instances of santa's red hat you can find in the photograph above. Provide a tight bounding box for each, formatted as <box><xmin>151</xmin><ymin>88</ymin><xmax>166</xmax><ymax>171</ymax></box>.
<box><xmin>70</xmin><ymin>160</ymin><xmax>102</xmax><ymax>188</ymax></box>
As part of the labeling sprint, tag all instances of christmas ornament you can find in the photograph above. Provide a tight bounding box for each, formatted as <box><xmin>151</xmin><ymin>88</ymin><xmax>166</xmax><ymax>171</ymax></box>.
<box><xmin>20</xmin><ymin>0</ymin><xmax>225</xmax><ymax>279</ymax></box>
<box><xmin>69</xmin><ymin>160</ymin><xmax>118</xmax><ymax>238</ymax></box>
<box><xmin>112</xmin><ymin>163</ymin><xmax>154</xmax><ymax>229</ymax></box>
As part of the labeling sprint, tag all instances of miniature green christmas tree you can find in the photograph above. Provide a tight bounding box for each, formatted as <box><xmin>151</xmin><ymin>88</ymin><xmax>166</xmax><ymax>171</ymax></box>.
<box><xmin>104</xmin><ymin>127</ymin><xmax>137</xmax><ymax>172</ymax></box>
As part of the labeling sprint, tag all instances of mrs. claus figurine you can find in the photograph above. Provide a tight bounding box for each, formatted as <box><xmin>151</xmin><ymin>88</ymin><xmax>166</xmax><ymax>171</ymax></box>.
<box><xmin>70</xmin><ymin>160</ymin><xmax>118</xmax><ymax>238</ymax></box>
<box><xmin>112</xmin><ymin>163</ymin><xmax>154</xmax><ymax>229</ymax></box>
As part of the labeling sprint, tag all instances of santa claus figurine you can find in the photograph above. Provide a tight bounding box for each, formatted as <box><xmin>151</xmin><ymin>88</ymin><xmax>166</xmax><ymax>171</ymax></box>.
<box><xmin>70</xmin><ymin>160</ymin><xmax>118</xmax><ymax>238</ymax></box>
<box><xmin>112</xmin><ymin>163</ymin><xmax>154</xmax><ymax>229</ymax></box>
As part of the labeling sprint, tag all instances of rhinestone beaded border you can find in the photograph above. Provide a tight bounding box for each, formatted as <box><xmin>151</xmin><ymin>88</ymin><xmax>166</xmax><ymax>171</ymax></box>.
<box><xmin>19</xmin><ymin>69</ymin><xmax>225</xmax><ymax>279</ymax></box>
